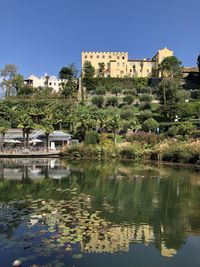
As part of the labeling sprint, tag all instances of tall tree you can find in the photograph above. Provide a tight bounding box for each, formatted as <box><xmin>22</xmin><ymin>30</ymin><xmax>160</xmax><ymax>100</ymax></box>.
<box><xmin>158</xmin><ymin>78</ymin><xmax>184</xmax><ymax>119</ymax></box>
<box><xmin>197</xmin><ymin>54</ymin><xmax>200</xmax><ymax>76</ymax></box>
<box><xmin>59</xmin><ymin>63</ymin><xmax>78</xmax><ymax>80</ymax></box>
<box><xmin>11</xmin><ymin>74</ymin><xmax>24</xmax><ymax>95</ymax></box>
<box><xmin>98</xmin><ymin>62</ymin><xmax>105</xmax><ymax>77</ymax></box>
<box><xmin>159</xmin><ymin>56</ymin><xmax>182</xmax><ymax>78</ymax></box>
<box><xmin>0</xmin><ymin>64</ymin><xmax>18</xmax><ymax>97</ymax></box>
<box><xmin>61</xmin><ymin>80</ymin><xmax>77</xmax><ymax>99</ymax></box>
<box><xmin>0</xmin><ymin>119</ymin><xmax>11</xmax><ymax>151</ymax></box>
<box><xmin>41</xmin><ymin>118</ymin><xmax>54</xmax><ymax>152</ymax></box>
<box><xmin>82</xmin><ymin>61</ymin><xmax>95</xmax><ymax>92</ymax></box>
<box><xmin>18</xmin><ymin>114</ymin><xmax>34</xmax><ymax>148</ymax></box>
<box><xmin>111</xmin><ymin>87</ymin><xmax>122</xmax><ymax>97</ymax></box>
<box><xmin>106</xmin><ymin>115</ymin><xmax>120</xmax><ymax>145</ymax></box>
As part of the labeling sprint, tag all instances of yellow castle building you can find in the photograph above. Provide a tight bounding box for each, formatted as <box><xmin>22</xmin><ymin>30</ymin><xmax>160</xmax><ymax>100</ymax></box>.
<box><xmin>82</xmin><ymin>47</ymin><xmax>173</xmax><ymax>78</ymax></box>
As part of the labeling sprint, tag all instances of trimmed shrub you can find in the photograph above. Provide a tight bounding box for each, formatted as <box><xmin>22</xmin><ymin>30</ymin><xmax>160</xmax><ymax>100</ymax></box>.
<box><xmin>167</xmin><ymin>125</ymin><xmax>179</xmax><ymax>137</ymax></box>
<box><xmin>178</xmin><ymin>122</ymin><xmax>195</xmax><ymax>137</ymax></box>
<box><xmin>138</xmin><ymin>110</ymin><xmax>153</xmax><ymax>122</ymax></box>
<box><xmin>111</xmin><ymin>87</ymin><xmax>122</xmax><ymax>96</ymax></box>
<box><xmin>95</xmin><ymin>86</ymin><xmax>107</xmax><ymax>95</ymax></box>
<box><xmin>92</xmin><ymin>96</ymin><xmax>104</xmax><ymax>108</ymax></box>
<box><xmin>142</xmin><ymin>118</ymin><xmax>159</xmax><ymax>132</ymax></box>
<box><xmin>120</xmin><ymin>109</ymin><xmax>134</xmax><ymax>120</ymax></box>
<box><xmin>123</xmin><ymin>95</ymin><xmax>134</xmax><ymax>105</ymax></box>
<box><xmin>136</xmin><ymin>86</ymin><xmax>151</xmax><ymax>94</ymax></box>
<box><xmin>139</xmin><ymin>94</ymin><xmax>153</xmax><ymax>102</ymax></box>
<box><xmin>138</xmin><ymin>101</ymin><xmax>151</xmax><ymax>110</ymax></box>
<box><xmin>84</xmin><ymin>131</ymin><xmax>99</xmax><ymax>145</ymax></box>
<box><xmin>123</xmin><ymin>88</ymin><xmax>137</xmax><ymax>96</ymax></box>
<box><xmin>106</xmin><ymin>96</ymin><xmax>118</xmax><ymax>107</ymax></box>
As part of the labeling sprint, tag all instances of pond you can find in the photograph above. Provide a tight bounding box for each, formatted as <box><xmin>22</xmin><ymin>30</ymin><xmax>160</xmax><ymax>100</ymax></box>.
<box><xmin>0</xmin><ymin>158</ymin><xmax>200</xmax><ymax>267</ymax></box>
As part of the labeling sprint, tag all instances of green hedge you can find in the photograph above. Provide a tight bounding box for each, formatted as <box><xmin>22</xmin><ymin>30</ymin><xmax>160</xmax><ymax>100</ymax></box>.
<box><xmin>92</xmin><ymin>77</ymin><xmax>148</xmax><ymax>89</ymax></box>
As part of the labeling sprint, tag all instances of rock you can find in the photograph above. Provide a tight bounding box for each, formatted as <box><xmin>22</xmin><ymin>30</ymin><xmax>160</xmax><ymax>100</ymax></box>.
<box><xmin>12</xmin><ymin>260</ymin><xmax>22</xmax><ymax>267</ymax></box>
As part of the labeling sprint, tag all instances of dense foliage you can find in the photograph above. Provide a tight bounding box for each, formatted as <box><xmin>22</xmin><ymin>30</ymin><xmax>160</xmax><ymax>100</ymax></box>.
<box><xmin>0</xmin><ymin>53</ymin><xmax>200</xmax><ymax>159</ymax></box>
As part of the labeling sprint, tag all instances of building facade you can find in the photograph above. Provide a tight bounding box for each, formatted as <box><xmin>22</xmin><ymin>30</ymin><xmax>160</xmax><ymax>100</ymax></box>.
<box><xmin>25</xmin><ymin>74</ymin><xmax>67</xmax><ymax>93</ymax></box>
<box><xmin>82</xmin><ymin>47</ymin><xmax>173</xmax><ymax>78</ymax></box>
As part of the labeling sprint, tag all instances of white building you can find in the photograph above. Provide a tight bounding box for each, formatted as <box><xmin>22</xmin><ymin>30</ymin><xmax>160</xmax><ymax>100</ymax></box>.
<box><xmin>25</xmin><ymin>74</ymin><xmax>67</xmax><ymax>93</ymax></box>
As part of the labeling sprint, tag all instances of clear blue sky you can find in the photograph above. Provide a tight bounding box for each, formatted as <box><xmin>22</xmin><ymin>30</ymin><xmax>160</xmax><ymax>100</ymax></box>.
<box><xmin>0</xmin><ymin>0</ymin><xmax>200</xmax><ymax>78</ymax></box>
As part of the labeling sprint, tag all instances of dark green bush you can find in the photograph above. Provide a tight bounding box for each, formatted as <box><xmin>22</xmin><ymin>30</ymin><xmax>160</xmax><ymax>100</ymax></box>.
<box><xmin>123</xmin><ymin>88</ymin><xmax>137</xmax><ymax>96</ymax></box>
<box><xmin>138</xmin><ymin>110</ymin><xmax>153</xmax><ymax>122</ymax></box>
<box><xmin>92</xmin><ymin>96</ymin><xmax>104</xmax><ymax>108</ymax></box>
<box><xmin>123</xmin><ymin>95</ymin><xmax>134</xmax><ymax>105</ymax></box>
<box><xmin>119</xmin><ymin>146</ymin><xmax>142</xmax><ymax>160</ymax></box>
<box><xmin>106</xmin><ymin>96</ymin><xmax>118</xmax><ymax>107</ymax></box>
<box><xmin>142</xmin><ymin>118</ymin><xmax>159</xmax><ymax>132</ymax></box>
<box><xmin>138</xmin><ymin>101</ymin><xmax>151</xmax><ymax>110</ymax></box>
<box><xmin>95</xmin><ymin>86</ymin><xmax>107</xmax><ymax>95</ymax></box>
<box><xmin>139</xmin><ymin>94</ymin><xmax>153</xmax><ymax>102</ymax></box>
<box><xmin>120</xmin><ymin>109</ymin><xmax>134</xmax><ymax>120</ymax></box>
<box><xmin>162</xmin><ymin>146</ymin><xmax>192</xmax><ymax>163</ymax></box>
<box><xmin>84</xmin><ymin>131</ymin><xmax>100</xmax><ymax>145</ymax></box>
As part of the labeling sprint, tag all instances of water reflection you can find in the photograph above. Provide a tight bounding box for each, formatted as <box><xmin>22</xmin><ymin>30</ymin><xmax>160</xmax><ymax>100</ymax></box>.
<box><xmin>0</xmin><ymin>159</ymin><xmax>200</xmax><ymax>266</ymax></box>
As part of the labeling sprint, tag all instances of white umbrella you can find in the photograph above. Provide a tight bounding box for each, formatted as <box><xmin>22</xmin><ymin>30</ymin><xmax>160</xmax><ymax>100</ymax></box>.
<box><xmin>29</xmin><ymin>139</ymin><xmax>43</xmax><ymax>144</ymax></box>
<box><xmin>4</xmin><ymin>139</ymin><xmax>21</xmax><ymax>143</ymax></box>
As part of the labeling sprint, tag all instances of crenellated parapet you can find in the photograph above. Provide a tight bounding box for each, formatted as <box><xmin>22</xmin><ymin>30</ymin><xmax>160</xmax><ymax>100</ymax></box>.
<box><xmin>81</xmin><ymin>47</ymin><xmax>173</xmax><ymax>78</ymax></box>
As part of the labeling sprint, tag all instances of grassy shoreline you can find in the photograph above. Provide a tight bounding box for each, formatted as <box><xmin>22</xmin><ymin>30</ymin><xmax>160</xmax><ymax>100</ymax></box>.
<box><xmin>61</xmin><ymin>139</ymin><xmax>200</xmax><ymax>167</ymax></box>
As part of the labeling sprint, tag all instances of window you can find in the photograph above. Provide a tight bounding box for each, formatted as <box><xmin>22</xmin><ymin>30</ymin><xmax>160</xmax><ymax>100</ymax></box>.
<box><xmin>117</xmin><ymin>56</ymin><xmax>120</xmax><ymax>59</ymax></box>
<box><xmin>49</xmin><ymin>82</ymin><xmax>52</xmax><ymax>85</ymax></box>
<box><xmin>122</xmin><ymin>56</ymin><xmax>125</xmax><ymax>60</ymax></box>
<box><xmin>97</xmin><ymin>55</ymin><xmax>99</xmax><ymax>58</ymax></box>
<box><xmin>109</xmin><ymin>55</ymin><xmax>112</xmax><ymax>59</ymax></box>
<box><xmin>117</xmin><ymin>62</ymin><xmax>120</xmax><ymax>67</ymax></box>
<box><xmin>90</xmin><ymin>55</ymin><xmax>93</xmax><ymax>59</ymax></box>
<box><xmin>54</xmin><ymin>82</ymin><xmax>56</xmax><ymax>85</ymax></box>
<box><xmin>102</xmin><ymin>55</ymin><xmax>105</xmax><ymax>58</ymax></box>
<box><xmin>147</xmin><ymin>69</ymin><xmax>149</xmax><ymax>73</ymax></box>
<box><xmin>130</xmin><ymin>69</ymin><xmax>132</xmax><ymax>72</ymax></box>
<box><xmin>120</xmin><ymin>70</ymin><xmax>124</xmax><ymax>74</ymax></box>
<box><xmin>85</xmin><ymin>55</ymin><xmax>87</xmax><ymax>59</ymax></box>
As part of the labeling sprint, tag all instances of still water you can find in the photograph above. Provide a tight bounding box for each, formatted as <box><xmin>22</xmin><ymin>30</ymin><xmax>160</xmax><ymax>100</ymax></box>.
<box><xmin>0</xmin><ymin>158</ymin><xmax>200</xmax><ymax>267</ymax></box>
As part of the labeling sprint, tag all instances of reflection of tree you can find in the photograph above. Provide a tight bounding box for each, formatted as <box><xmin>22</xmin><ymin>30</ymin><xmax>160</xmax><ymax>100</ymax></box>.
<box><xmin>0</xmin><ymin>161</ymin><xmax>4</xmax><ymax>180</ymax></box>
<box><xmin>0</xmin><ymin>159</ymin><xmax>200</xmax><ymax>259</ymax></box>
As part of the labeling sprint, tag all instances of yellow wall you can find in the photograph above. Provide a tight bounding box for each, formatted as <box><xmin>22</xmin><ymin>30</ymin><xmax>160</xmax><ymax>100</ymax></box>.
<box><xmin>82</xmin><ymin>48</ymin><xmax>173</xmax><ymax>78</ymax></box>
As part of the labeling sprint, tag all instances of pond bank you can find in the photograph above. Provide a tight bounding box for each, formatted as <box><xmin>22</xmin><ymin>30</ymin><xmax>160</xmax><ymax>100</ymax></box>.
<box><xmin>0</xmin><ymin>150</ymin><xmax>60</xmax><ymax>158</ymax></box>
<box><xmin>61</xmin><ymin>140</ymin><xmax>200</xmax><ymax>167</ymax></box>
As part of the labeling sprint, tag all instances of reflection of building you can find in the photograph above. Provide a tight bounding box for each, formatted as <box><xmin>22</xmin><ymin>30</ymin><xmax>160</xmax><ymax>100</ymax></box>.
<box><xmin>0</xmin><ymin>158</ymin><xmax>70</xmax><ymax>180</ymax></box>
<box><xmin>82</xmin><ymin>48</ymin><xmax>173</xmax><ymax>78</ymax></box>
<box><xmin>161</xmin><ymin>243</ymin><xmax>177</xmax><ymax>257</ymax></box>
<box><xmin>80</xmin><ymin>223</ymin><xmax>177</xmax><ymax>257</ymax></box>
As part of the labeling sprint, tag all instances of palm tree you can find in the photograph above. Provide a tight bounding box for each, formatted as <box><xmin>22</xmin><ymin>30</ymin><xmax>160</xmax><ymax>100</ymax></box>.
<box><xmin>140</xmin><ymin>61</ymin><xmax>144</xmax><ymax>77</ymax></box>
<box><xmin>18</xmin><ymin>114</ymin><xmax>34</xmax><ymax>148</ymax></box>
<box><xmin>106</xmin><ymin>115</ymin><xmax>120</xmax><ymax>145</ymax></box>
<box><xmin>45</xmin><ymin>75</ymin><xmax>50</xmax><ymax>87</ymax></box>
<box><xmin>0</xmin><ymin>120</ymin><xmax>11</xmax><ymax>151</ymax></box>
<box><xmin>0</xmin><ymin>127</ymin><xmax>7</xmax><ymax>151</ymax></box>
<box><xmin>41</xmin><ymin>118</ymin><xmax>54</xmax><ymax>152</ymax></box>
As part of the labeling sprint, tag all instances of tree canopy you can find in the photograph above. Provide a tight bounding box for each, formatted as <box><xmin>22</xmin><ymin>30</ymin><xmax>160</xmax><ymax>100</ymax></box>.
<box><xmin>159</xmin><ymin>56</ymin><xmax>182</xmax><ymax>78</ymax></box>
<box><xmin>197</xmin><ymin>55</ymin><xmax>200</xmax><ymax>75</ymax></box>
<box><xmin>59</xmin><ymin>64</ymin><xmax>78</xmax><ymax>80</ymax></box>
